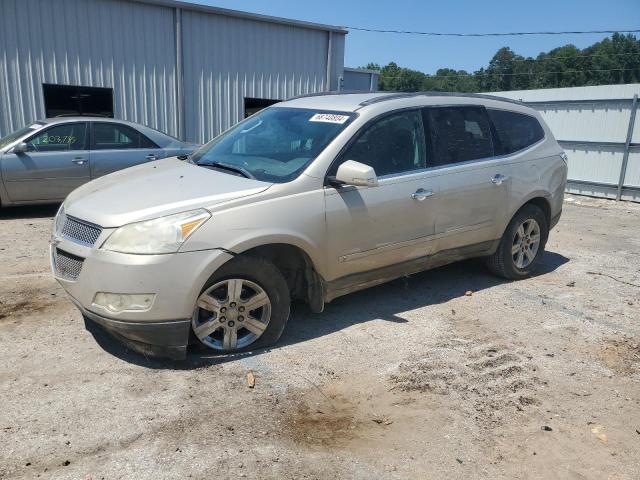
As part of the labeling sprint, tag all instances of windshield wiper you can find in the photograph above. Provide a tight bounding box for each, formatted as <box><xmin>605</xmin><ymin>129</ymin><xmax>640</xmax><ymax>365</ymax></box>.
<box><xmin>203</xmin><ymin>161</ymin><xmax>256</xmax><ymax>179</ymax></box>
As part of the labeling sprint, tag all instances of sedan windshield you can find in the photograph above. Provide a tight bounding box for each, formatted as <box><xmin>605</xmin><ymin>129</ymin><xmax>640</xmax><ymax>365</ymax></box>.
<box><xmin>191</xmin><ymin>108</ymin><xmax>355</xmax><ymax>183</ymax></box>
<box><xmin>0</xmin><ymin>123</ymin><xmax>44</xmax><ymax>149</ymax></box>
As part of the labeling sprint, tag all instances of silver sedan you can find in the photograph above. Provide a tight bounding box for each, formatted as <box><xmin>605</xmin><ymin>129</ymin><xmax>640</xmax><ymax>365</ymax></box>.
<box><xmin>0</xmin><ymin>117</ymin><xmax>198</xmax><ymax>206</ymax></box>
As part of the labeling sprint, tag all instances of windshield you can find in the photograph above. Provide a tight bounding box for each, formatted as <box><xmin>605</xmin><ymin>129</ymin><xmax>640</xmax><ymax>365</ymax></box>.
<box><xmin>0</xmin><ymin>123</ymin><xmax>45</xmax><ymax>150</ymax></box>
<box><xmin>191</xmin><ymin>108</ymin><xmax>355</xmax><ymax>183</ymax></box>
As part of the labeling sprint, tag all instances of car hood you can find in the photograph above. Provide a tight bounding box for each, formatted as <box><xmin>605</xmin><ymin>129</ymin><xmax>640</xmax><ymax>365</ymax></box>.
<box><xmin>64</xmin><ymin>157</ymin><xmax>272</xmax><ymax>228</ymax></box>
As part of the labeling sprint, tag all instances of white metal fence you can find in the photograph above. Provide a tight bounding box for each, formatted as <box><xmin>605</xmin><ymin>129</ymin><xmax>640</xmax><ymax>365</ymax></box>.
<box><xmin>490</xmin><ymin>84</ymin><xmax>640</xmax><ymax>203</ymax></box>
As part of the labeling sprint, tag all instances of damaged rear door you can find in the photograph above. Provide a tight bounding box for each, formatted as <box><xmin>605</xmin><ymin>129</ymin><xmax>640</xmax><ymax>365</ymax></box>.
<box><xmin>424</xmin><ymin>105</ymin><xmax>508</xmax><ymax>252</ymax></box>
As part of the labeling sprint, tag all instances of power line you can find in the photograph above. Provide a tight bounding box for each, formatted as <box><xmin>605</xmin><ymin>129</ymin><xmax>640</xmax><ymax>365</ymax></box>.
<box><xmin>348</xmin><ymin>27</ymin><xmax>640</xmax><ymax>37</ymax></box>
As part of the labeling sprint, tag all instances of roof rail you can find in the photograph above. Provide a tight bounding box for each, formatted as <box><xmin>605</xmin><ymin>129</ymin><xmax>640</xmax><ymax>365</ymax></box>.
<box><xmin>283</xmin><ymin>90</ymin><xmax>527</xmax><ymax>108</ymax></box>
<box><xmin>358</xmin><ymin>91</ymin><xmax>527</xmax><ymax>107</ymax></box>
<box><xmin>286</xmin><ymin>90</ymin><xmax>388</xmax><ymax>101</ymax></box>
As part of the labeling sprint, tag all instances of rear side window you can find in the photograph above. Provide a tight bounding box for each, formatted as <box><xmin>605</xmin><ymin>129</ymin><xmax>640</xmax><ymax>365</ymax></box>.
<box><xmin>487</xmin><ymin>109</ymin><xmax>544</xmax><ymax>155</ymax></box>
<box><xmin>91</xmin><ymin>123</ymin><xmax>158</xmax><ymax>150</ymax></box>
<box><xmin>426</xmin><ymin>107</ymin><xmax>493</xmax><ymax>166</ymax></box>
<box><xmin>140</xmin><ymin>134</ymin><xmax>158</xmax><ymax>148</ymax></box>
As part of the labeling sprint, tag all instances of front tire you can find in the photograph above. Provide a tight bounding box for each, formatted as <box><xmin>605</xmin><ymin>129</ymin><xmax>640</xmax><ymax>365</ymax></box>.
<box><xmin>191</xmin><ymin>255</ymin><xmax>290</xmax><ymax>353</ymax></box>
<box><xmin>487</xmin><ymin>204</ymin><xmax>548</xmax><ymax>280</ymax></box>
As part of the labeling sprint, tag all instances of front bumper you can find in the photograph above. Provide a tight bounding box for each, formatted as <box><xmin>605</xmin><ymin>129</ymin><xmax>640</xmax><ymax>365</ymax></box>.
<box><xmin>78</xmin><ymin>299</ymin><xmax>191</xmax><ymax>359</ymax></box>
<box><xmin>51</xmin><ymin>232</ymin><xmax>234</xmax><ymax>358</ymax></box>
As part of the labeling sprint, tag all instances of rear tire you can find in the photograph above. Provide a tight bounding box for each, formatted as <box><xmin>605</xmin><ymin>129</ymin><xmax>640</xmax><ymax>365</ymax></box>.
<box><xmin>191</xmin><ymin>255</ymin><xmax>290</xmax><ymax>353</ymax></box>
<box><xmin>487</xmin><ymin>204</ymin><xmax>548</xmax><ymax>280</ymax></box>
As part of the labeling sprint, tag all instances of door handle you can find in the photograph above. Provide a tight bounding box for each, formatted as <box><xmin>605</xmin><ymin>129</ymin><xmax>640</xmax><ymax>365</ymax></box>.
<box><xmin>145</xmin><ymin>154</ymin><xmax>158</xmax><ymax>161</ymax></box>
<box><xmin>491</xmin><ymin>174</ymin><xmax>508</xmax><ymax>185</ymax></box>
<box><xmin>72</xmin><ymin>157</ymin><xmax>87</xmax><ymax>165</ymax></box>
<box><xmin>411</xmin><ymin>188</ymin><xmax>434</xmax><ymax>201</ymax></box>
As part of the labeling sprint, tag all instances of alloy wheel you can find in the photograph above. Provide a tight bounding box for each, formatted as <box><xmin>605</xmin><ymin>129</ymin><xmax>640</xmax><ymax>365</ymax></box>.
<box><xmin>192</xmin><ymin>278</ymin><xmax>271</xmax><ymax>351</ymax></box>
<box><xmin>511</xmin><ymin>218</ymin><xmax>541</xmax><ymax>269</ymax></box>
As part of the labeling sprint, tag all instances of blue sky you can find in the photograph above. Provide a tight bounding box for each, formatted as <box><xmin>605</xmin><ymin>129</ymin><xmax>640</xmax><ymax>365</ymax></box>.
<box><xmin>198</xmin><ymin>0</ymin><xmax>639</xmax><ymax>74</ymax></box>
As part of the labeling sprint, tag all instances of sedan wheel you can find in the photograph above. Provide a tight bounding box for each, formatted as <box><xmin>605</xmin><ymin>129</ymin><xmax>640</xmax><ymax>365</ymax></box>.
<box><xmin>192</xmin><ymin>278</ymin><xmax>272</xmax><ymax>351</ymax></box>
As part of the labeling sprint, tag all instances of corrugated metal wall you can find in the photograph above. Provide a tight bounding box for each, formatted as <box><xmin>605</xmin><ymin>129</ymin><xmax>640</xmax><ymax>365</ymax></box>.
<box><xmin>181</xmin><ymin>11</ymin><xmax>341</xmax><ymax>144</ymax></box>
<box><xmin>342</xmin><ymin>68</ymin><xmax>379</xmax><ymax>92</ymax></box>
<box><xmin>329</xmin><ymin>33</ymin><xmax>345</xmax><ymax>92</ymax></box>
<box><xmin>0</xmin><ymin>0</ymin><xmax>347</xmax><ymax>144</ymax></box>
<box><xmin>0</xmin><ymin>0</ymin><xmax>179</xmax><ymax>138</ymax></box>
<box><xmin>491</xmin><ymin>84</ymin><xmax>640</xmax><ymax>202</ymax></box>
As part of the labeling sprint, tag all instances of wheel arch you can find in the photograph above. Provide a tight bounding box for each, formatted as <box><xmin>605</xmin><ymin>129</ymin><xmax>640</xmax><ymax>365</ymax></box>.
<box><xmin>487</xmin><ymin>194</ymin><xmax>551</xmax><ymax>279</ymax></box>
<box><xmin>231</xmin><ymin>241</ymin><xmax>326</xmax><ymax>313</ymax></box>
<box><xmin>506</xmin><ymin>192</ymin><xmax>552</xmax><ymax>231</ymax></box>
<box><xmin>520</xmin><ymin>196</ymin><xmax>551</xmax><ymax>228</ymax></box>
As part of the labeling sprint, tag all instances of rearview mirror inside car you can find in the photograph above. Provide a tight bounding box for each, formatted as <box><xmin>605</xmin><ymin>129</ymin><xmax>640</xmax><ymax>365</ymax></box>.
<box><xmin>333</xmin><ymin>160</ymin><xmax>379</xmax><ymax>188</ymax></box>
<box><xmin>12</xmin><ymin>142</ymin><xmax>31</xmax><ymax>154</ymax></box>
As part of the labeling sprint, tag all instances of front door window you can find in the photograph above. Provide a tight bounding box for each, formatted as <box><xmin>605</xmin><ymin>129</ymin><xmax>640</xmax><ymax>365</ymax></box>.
<box><xmin>26</xmin><ymin>123</ymin><xmax>87</xmax><ymax>152</ymax></box>
<box><xmin>336</xmin><ymin>110</ymin><xmax>427</xmax><ymax>177</ymax></box>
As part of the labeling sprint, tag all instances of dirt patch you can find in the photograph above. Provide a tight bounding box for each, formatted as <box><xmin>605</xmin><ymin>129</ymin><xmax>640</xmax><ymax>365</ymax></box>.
<box><xmin>280</xmin><ymin>377</ymin><xmax>424</xmax><ymax>454</ymax></box>
<box><xmin>599</xmin><ymin>336</ymin><xmax>640</xmax><ymax>375</ymax></box>
<box><xmin>390</xmin><ymin>336</ymin><xmax>541</xmax><ymax>429</ymax></box>
<box><xmin>283</xmin><ymin>393</ymin><xmax>361</xmax><ymax>447</ymax></box>
<box><xmin>0</xmin><ymin>297</ymin><xmax>55</xmax><ymax>322</ymax></box>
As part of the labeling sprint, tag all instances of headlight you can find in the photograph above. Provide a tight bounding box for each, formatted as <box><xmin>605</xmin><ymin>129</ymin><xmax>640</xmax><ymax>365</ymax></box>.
<box><xmin>101</xmin><ymin>209</ymin><xmax>210</xmax><ymax>254</ymax></box>
<box><xmin>54</xmin><ymin>205</ymin><xmax>66</xmax><ymax>235</ymax></box>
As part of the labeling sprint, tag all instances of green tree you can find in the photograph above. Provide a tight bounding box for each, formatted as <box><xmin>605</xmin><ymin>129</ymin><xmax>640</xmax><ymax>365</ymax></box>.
<box><xmin>378</xmin><ymin>62</ymin><xmax>426</xmax><ymax>91</ymax></box>
<box><xmin>481</xmin><ymin>47</ymin><xmax>524</xmax><ymax>91</ymax></box>
<box><xmin>424</xmin><ymin>68</ymin><xmax>479</xmax><ymax>92</ymax></box>
<box><xmin>586</xmin><ymin>33</ymin><xmax>640</xmax><ymax>84</ymax></box>
<box><xmin>370</xmin><ymin>33</ymin><xmax>640</xmax><ymax>93</ymax></box>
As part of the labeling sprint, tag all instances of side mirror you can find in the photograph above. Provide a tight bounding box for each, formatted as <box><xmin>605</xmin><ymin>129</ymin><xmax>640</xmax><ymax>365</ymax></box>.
<box><xmin>334</xmin><ymin>160</ymin><xmax>379</xmax><ymax>188</ymax></box>
<box><xmin>12</xmin><ymin>142</ymin><xmax>30</xmax><ymax>154</ymax></box>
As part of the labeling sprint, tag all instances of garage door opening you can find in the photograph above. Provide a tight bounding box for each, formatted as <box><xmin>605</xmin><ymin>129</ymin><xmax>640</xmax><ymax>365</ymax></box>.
<box><xmin>244</xmin><ymin>97</ymin><xmax>280</xmax><ymax>118</ymax></box>
<box><xmin>43</xmin><ymin>84</ymin><xmax>114</xmax><ymax>118</ymax></box>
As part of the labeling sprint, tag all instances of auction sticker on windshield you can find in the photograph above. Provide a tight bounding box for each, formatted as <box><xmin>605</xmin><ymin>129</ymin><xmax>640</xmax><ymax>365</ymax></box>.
<box><xmin>309</xmin><ymin>113</ymin><xmax>350</xmax><ymax>124</ymax></box>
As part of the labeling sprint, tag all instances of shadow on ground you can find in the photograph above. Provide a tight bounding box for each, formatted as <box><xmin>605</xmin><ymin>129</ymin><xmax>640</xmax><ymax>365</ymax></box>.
<box><xmin>89</xmin><ymin>251</ymin><xmax>569</xmax><ymax>370</ymax></box>
<box><xmin>0</xmin><ymin>204</ymin><xmax>59</xmax><ymax>220</ymax></box>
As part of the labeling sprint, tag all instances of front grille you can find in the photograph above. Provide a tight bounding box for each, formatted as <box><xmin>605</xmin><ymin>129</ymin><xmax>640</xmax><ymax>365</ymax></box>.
<box><xmin>53</xmin><ymin>248</ymin><xmax>84</xmax><ymax>281</ymax></box>
<box><xmin>61</xmin><ymin>216</ymin><xmax>102</xmax><ymax>246</ymax></box>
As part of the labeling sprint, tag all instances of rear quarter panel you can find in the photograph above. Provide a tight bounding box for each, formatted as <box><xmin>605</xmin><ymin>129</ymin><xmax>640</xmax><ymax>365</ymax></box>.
<box><xmin>501</xmin><ymin>137</ymin><xmax>567</xmax><ymax>235</ymax></box>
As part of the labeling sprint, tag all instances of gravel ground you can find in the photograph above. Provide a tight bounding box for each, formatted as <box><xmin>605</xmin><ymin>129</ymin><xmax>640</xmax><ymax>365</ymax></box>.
<box><xmin>1</xmin><ymin>195</ymin><xmax>639</xmax><ymax>479</ymax></box>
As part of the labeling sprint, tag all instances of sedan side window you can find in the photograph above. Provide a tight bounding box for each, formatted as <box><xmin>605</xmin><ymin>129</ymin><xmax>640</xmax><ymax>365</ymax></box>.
<box><xmin>426</xmin><ymin>106</ymin><xmax>494</xmax><ymax>166</ymax></box>
<box><xmin>91</xmin><ymin>123</ymin><xmax>157</xmax><ymax>150</ymax></box>
<box><xmin>336</xmin><ymin>110</ymin><xmax>426</xmax><ymax>177</ymax></box>
<box><xmin>26</xmin><ymin>123</ymin><xmax>87</xmax><ymax>152</ymax></box>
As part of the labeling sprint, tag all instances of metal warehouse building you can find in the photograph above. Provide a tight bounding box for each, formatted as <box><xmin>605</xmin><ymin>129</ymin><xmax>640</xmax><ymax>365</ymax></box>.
<box><xmin>0</xmin><ymin>0</ymin><xmax>347</xmax><ymax>143</ymax></box>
